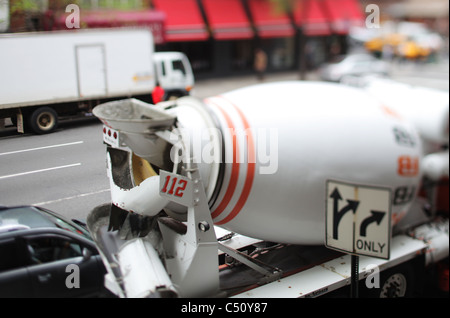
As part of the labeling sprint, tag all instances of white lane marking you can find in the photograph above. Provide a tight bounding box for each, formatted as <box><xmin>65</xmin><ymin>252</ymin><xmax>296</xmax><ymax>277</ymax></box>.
<box><xmin>0</xmin><ymin>141</ymin><xmax>84</xmax><ymax>156</ymax></box>
<box><xmin>0</xmin><ymin>163</ymin><xmax>81</xmax><ymax>180</ymax></box>
<box><xmin>33</xmin><ymin>188</ymin><xmax>110</xmax><ymax>206</ymax></box>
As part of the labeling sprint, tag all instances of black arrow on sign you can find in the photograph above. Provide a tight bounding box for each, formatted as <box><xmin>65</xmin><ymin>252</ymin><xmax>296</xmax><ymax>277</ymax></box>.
<box><xmin>360</xmin><ymin>210</ymin><xmax>385</xmax><ymax>237</ymax></box>
<box><xmin>330</xmin><ymin>188</ymin><xmax>360</xmax><ymax>240</ymax></box>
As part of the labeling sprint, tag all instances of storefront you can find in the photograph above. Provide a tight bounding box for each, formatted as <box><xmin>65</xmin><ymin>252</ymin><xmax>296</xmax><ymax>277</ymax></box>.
<box><xmin>44</xmin><ymin>9</ymin><xmax>166</xmax><ymax>44</ymax></box>
<box><xmin>247</xmin><ymin>0</ymin><xmax>296</xmax><ymax>73</ymax></box>
<box><xmin>198</xmin><ymin>0</ymin><xmax>256</xmax><ymax>76</ymax></box>
<box><xmin>41</xmin><ymin>0</ymin><xmax>365</xmax><ymax>78</ymax></box>
<box><xmin>152</xmin><ymin>0</ymin><xmax>213</xmax><ymax>75</ymax></box>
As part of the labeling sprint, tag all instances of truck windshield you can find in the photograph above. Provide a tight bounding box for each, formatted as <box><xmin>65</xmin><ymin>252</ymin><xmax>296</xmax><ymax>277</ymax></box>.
<box><xmin>172</xmin><ymin>60</ymin><xmax>186</xmax><ymax>75</ymax></box>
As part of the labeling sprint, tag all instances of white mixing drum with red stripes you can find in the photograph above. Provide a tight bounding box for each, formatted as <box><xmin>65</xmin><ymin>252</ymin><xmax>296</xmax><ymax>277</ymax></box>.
<box><xmin>168</xmin><ymin>81</ymin><xmax>422</xmax><ymax>245</ymax></box>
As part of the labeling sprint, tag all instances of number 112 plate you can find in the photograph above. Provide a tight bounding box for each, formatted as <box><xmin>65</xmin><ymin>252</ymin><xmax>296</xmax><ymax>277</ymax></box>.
<box><xmin>159</xmin><ymin>170</ymin><xmax>194</xmax><ymax>207</ymax></box>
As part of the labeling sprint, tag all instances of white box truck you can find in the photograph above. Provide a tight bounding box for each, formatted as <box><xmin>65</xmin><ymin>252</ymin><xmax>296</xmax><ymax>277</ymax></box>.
<box><xmin>0</xmin><ymin>28</ymin><xmax>194</xmax><ymax>134</ymax></box>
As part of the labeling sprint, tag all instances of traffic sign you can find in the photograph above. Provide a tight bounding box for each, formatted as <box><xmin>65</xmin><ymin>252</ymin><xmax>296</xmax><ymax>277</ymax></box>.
<box><xmin>325</xmin><ymin>180</ymin><xmax>392</xmax><ymax>260</ymax></box>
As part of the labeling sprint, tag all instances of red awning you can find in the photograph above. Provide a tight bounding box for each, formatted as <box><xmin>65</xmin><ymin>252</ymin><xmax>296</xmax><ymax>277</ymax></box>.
<box><xmin>202</xmin><ymin>0</ymin><xmax>254</xmax><ymax>40</ymax></box>
<box><xmin>48</xmin><ymin>10</ymin><xmax>166</xmax><ymax>44</ymax></box>
<box><xmin>152</xmin><ymin>0</ymin><xmax>209</xmax><ymax>42</ymax></box>
<box><xmin>322</xmin><ymin>0</ymin><xmax>365</xmax><ymax>34</ymax></box>
<box><xmin>247</xmin><ymin>0</ymin><xmax>295</xmax><ymax>38</ymax></box>
<box><xmin>293</xmin><ymin>0</ymin><xmax>331</xmax><ymax>36</ymax></box>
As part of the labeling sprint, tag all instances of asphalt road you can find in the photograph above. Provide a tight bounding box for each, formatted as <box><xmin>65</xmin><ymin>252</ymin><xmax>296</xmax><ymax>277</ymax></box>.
<box><xmin>0</xmin><ymin>118</ymin><xmax>110</xmax><ymax>221</ymax></box>
<box><xmin>0</xmin><ymin>70</ymin><xmax>312</xmax><ymax>222</ymax></box>
<box><xmin>0</xmin><ymin>60</ymin><xmax>448</xmax><ymax>222</ymax></box>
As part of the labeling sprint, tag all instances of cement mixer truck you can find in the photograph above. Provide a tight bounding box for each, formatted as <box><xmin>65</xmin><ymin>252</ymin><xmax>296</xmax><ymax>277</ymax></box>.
<box><xmin>87</xmin><ymin>81</ymin><xmax>448</xmax><ymax>298</ymax></box>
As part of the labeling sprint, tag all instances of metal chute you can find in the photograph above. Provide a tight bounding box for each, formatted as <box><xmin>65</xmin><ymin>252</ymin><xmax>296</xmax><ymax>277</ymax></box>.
<box><xmin>89</xmin><ymin>98</ymin><xmax>220</xmax><ymax>297</ymax></box>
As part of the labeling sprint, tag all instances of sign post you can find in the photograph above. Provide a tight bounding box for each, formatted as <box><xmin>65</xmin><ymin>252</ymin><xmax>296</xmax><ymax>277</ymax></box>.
<box><xmin>325</xmin><ymin>180</ymin><xmax>392</xmax><ymax>297</ymax></box>
<box><xmin>351</xmin><ymin>255</ymin><xmax>359</xmax><ymax>298</ymax></box>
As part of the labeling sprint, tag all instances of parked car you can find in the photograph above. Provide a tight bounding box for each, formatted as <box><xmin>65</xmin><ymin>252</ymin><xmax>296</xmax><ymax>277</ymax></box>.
<box><xmin>0</xmin><ymin>205</ymin><xmax>109</xmax><ymax>297</ymax></box>
<box><xmin>319</xmin><ymin>54</ymin><xmax>390</xmax><ymax>82</ymax></box>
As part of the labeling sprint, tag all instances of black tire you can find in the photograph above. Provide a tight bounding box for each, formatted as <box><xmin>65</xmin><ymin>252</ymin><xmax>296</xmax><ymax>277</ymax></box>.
<box><xmin>29</xmin><ymin>106</ymin><xmax>58</xmax><ymax>134</ymax></box>
<box><xmin>363</xmin><ymin>263</ymin><xmax>415</xmax><ymax>298</ymax></box>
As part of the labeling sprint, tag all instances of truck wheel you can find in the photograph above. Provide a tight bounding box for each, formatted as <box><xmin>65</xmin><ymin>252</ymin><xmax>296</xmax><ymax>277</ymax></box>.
<box><xmin>365</xmin><ymin>263</ymin><xmax>415</xmax><ymax>298</ymax></box>
<box><xmin>379</xmin><ymin>271</ymin><xmax>409</xmax><ymax>297</ymax></box>
<box><xmin>29</xmin><ymin>107</ymin><xmax>58</xmax><ymax>134</ymax></box>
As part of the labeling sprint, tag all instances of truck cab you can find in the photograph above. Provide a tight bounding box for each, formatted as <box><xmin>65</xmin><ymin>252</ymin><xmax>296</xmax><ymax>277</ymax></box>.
<box><xmin>153</xmin><ymin>52</ymin><xmax>195</xmax><ymax>99</ymax></box>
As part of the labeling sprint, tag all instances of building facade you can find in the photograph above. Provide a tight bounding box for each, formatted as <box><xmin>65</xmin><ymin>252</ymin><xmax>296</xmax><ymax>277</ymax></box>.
<box><xmin>2</xmin><ymin>0</ymin><xmax>372</xmax><ymax>78</ymax></box>
<box><xmin>150</xmin><ymin>0</ymin><xmax>365</xmax><ymax>78</ymax></box>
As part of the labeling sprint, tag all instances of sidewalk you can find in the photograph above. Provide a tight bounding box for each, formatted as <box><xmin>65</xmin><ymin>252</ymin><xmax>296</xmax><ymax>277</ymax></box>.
<box><xmin>193</xmin><ymin>59</ymin><xmax>449</xmax><ymax>98</ymax></box>
<box><xmin>194</xmin><ymin>70</ymin><xmax>320</xmax><ymax>99</ymax></box>
<box><xmin>388</xmin><ymin>59</ymin><xmax>449</xmax><ymax>91</ymax></box>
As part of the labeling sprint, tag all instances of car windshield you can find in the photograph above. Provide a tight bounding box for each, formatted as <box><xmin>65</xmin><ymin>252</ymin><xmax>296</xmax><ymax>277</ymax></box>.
<box><xmin>0</xmin><ymin>206</ymin><xmax>92</xmax><ymax>239</ymax></box>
